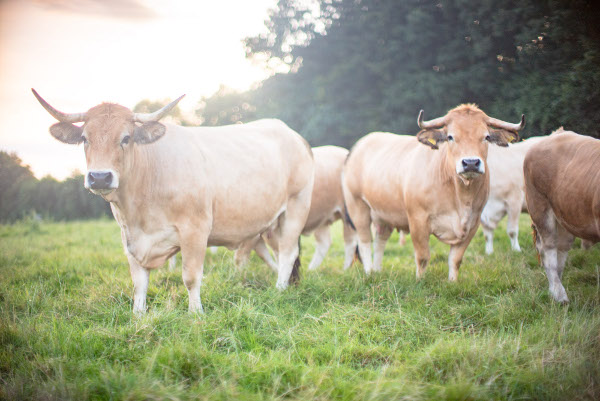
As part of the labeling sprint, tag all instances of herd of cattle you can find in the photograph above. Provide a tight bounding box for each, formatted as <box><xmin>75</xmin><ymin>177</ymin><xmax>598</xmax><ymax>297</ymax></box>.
<box><xmin>32</xmin><ymin>89</ymin><xmax>599</xmax><ymax>313</ymax></box>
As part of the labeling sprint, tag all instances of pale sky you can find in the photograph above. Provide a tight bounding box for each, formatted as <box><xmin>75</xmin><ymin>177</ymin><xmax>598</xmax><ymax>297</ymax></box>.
<box><xmin>0</xmin><ymin>0</ymin><xmax>277</xmax><ymax>179</ymax></box>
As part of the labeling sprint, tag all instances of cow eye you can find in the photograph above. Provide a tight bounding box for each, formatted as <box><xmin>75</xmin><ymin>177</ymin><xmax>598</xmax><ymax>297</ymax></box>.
<box><xmin>485</xmin><ymin>134</ymin><xmax>491</xmax><ymax>141</ymax></box>
<box><xmin>81</xmin><ymin>136</ymin><xmax>88</xmax><ymax>145</ymax></box>
<box><xmin>121</xmin><ymin>135</ymin><xmax>131</xmax><ymax>146</ymax></box>
<box><xmin>447</xmin><ymin>135</ymin><xmax>454</xmax><ymax>142</ymax></box>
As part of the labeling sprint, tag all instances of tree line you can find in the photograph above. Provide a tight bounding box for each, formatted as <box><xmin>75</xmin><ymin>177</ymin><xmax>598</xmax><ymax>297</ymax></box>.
<box><xmin>4</xmin><ymin>0</ymin><xmax>598</xmax><ymax>222</ymax></box>
<box><xmin>198</xmin><ymin>0</ymin><xmax>600</xmax><ymax>148</ymax></box>
<box><xmin>0</xmin><ymin>151</ymin><xmax>111</xmax><ymax>222</ymax></box>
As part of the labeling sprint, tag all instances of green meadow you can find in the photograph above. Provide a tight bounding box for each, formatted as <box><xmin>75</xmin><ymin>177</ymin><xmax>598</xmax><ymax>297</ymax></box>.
<box><xmin>1</xmin><ymin>216</ymin><xmax>599</xmax><ymax>400</ymax></box>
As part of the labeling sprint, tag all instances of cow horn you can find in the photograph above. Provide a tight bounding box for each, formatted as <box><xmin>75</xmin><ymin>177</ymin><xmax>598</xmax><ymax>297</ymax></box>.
<box><xmin>486</xmin><ymin>114</ymin><xmax>525</xmax><ymax>131</ymax></box>
<box><xmin>133</xmin><ymin>94</ymin><xmax>185</xmax><ymax>123</ymax></box>
<box><xmin>417</xmin><ymin>110</ymin><xmax>447</xmax><ymax>129</ymax></box>
<box><xmin>31</xmin><ymin>89</ymin><xmax>86</xmax><ymax>123</ymax></box>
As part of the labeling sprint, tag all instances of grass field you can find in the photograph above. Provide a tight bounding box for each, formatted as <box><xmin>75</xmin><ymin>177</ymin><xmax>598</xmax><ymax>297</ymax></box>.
<box><xmin>1</xmin><ymin>216</ymin><xmax>599</xmax><ymax>400</ymax></box>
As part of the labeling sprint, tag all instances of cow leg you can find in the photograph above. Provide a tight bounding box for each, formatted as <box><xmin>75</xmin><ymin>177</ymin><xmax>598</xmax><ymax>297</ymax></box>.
<box><xmin>448</xmin><ymin>240</ymin><xmax>470</xmax><ymax>281</ymax></box>
<box><xmin>556</xmin><ymin>223</ymin><xmax>574</xmax><ymax>279</ymax></box>
<box><xmin>537</xmin><ymin>214</ymin><xmax>571</xmax><ymax>303</ymax></box>
<box><xmin>527</xmin><ymin>182</ymin><xmax>571</xmax><ymax>303</ymax></box>
<box><xmin>342</xmin><ymin>219</ymin><xmax>359</xmax><ymax>270</ymax></box>
<box><xmin>308</xmin><ymin>225</ymin><xmax>331</xmax><ymax>271</ymax></box>
<box><xmin>448</xmin><ymin>225</ymin><xmax>479</xmax><ymax>281</ymax></box>
<box><xmin>345</xmin><ymin>195</ymin><xmax>373</xmax><ymax>274</ymax></box>
<box><xmin>373</xmin><ymin>223</ymin><xmax>392</xmax><ymax>272</ymax></box>
<box><xmin>168</xmin><ymin>254</ymin><xmax>177</xmax><ymax>271</ymax></box>
<box><xmin>127</xmin><ymin>254</ymin><xmax>150</xmax><ymax>315</ymax></box>
<box><xmin>275</xmin><ymin>189</ymin><xmax>312</xmax><ymax>290</ymax></box>
<box><xmin>180</xmin><ymin>229</ymin><xmax>209</xmax><ymax>313</ymax></box>
<box><xmin>398</xmin><ymin>230</ymin><xmax>406</xmax><ymax>246</ymax></box>
<box><xmin>581</xmin><ymin>239</ymin><xmax>594</xmax><ymax>250</ymax></box>
<box><xmin>263</xmin><ymin>231</ymin><xmax>280</xmax><ymax>262</ymax></box>
<box><xmin>409</xmin><ymin>217</ymin><xmax>430</xmax><ymax>279</ymax></box>
<box><xmin>538</xmin><ymin>221</ymin><xmax>573</xmax><ymax>303</ymax></box>
<box><xmin>542</xmin><ymin>247</ymin><xmax>569</xmax><ymax>303</ymax></box>
<box><xmin>480</xmin><ymin>199</ymin><xmax>505</xmax><ymax>255</ymax></box>
<box><xmin>254</xmin><ymin>236</ymin><xmax>278</xmax><ymax>272</ymax></box>
<box><xmin>506</xmin><ymin>195</ymin><xmax>523</xmax><ymax>252</ymax></box>
<box><xmin>481</xmin><ymin>223</ymin><xmax>495</xmax><ymax>255</ymax></box>
<box><xmin>234</xmin><ymin>238</ymin><xmax>254</xmax><ymax>270</ymax></box>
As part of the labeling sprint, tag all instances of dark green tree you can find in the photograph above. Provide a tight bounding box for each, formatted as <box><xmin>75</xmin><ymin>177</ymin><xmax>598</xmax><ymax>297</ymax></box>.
<box><xmin>198</xmin><ymin>0</ymin><xmax>600</xmax><ymax>148</ymax></box>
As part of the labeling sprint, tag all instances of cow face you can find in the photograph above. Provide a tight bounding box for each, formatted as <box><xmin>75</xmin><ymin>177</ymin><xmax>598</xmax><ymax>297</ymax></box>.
<box><xmin>79</xmin><ymin>105</ymin><xmax>168</xmax><ymax>195</ymax></box>
<box><xmin>32</xmin><ymin>90</ymin><xmax>183</xmax><ymax>196</ymax></box>
<box><xmin>416</xmin><ymin>105</ymin><xmax>522</xmax><ymax>182</ymax></box>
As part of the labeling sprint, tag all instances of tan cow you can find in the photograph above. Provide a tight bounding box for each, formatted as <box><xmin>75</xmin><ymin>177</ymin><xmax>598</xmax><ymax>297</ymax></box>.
<box><xmin>235</xmin><ymin>146</ymin><xmax>358</xmax><ymax>271</ymax></box>
<box><xmin>524</xmin><ymin>130</ymin><xmax>600</xmax><ymax>303</ymax></box>
<box><xmin>480</xmin><ymin>136</ymin><xmax>547</xmax><ymax>254</ymax></box>
<box><xmin>343</xmin><ymin>104</ymin><xmax>524</xmax><ymax>279</ymax></box>
<box><xmin>32</xmin><ymin>89</ymin><xmax>314</xmax><ymax>314</ymax></box>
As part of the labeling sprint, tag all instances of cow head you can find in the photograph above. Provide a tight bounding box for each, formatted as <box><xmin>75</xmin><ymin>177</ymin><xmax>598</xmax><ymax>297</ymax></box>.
<box><xmin>416</xmin><ymin>104</ymin><xmax>524</xmax><ymax>182</ymax></box>
<box><xmin>32</xmin><ymin>89</ymin><xmax>184</xmax><ymax>195</ymax></box>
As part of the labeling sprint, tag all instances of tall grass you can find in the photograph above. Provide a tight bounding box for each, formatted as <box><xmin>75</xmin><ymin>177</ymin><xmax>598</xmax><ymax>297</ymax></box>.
<box><xmin>1</xmin><ymin>217</ymin><xmax>599</xmax><ymax>400</ymax></box>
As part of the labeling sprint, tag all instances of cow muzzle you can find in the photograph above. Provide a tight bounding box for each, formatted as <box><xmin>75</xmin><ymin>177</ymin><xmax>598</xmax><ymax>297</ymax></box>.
<box><xmin>85</xmin><ymin>169</ymin><xmax>119</xmax><ymax>193</ymax></box>
<box><xmin>456</xmin><ymin>157</ymin><xmax>484</xmax><ymax>179</ymax></box>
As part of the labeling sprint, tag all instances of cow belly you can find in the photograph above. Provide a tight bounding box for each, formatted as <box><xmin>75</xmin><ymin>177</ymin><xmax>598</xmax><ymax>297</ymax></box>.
<box><xmin>126</xmin><ymin>227</ymin><xmax>179</xmax><ymax>269</ymax></box>
<box><xmin>208</xmin><ymin>204</ymin><xmax>286</xmax><ymax>248</ymax></box>
<box><xmin>303</xmin><ymin>207</ymin><xmax>341</xmax><ymax>234</ymax></box>
<box><xmin>371</xmin><ymin>209</ymin><xmax>409</xmax><ymax>232</ymax></box>
<box><xmin>557</xmin><ymin>215</ymin><xmax>600</xmax><ymax>243</ymax></box>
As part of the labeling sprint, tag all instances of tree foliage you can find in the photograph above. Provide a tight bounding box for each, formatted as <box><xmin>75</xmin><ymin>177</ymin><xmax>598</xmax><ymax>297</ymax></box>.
<box><xmin>0</xmin><ymin>151</ymin><xmax>111</xmax><ymax>222</ymax></box>
<box><xmin>199</xmin><ymin>0</ymin><xmax>600</xmax><ymax>147</ymax></box>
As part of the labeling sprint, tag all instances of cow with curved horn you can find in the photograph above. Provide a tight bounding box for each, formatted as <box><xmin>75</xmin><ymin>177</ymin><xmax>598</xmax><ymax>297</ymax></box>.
<box><xmin>32</xmin><ymin>89</ymin><xmax>314</xmax><ymax>314</ymax></box>
<box><xmin>343</xmin><ymin>104</ymin><xmax>524</xmax><ymax>280</ymax></box>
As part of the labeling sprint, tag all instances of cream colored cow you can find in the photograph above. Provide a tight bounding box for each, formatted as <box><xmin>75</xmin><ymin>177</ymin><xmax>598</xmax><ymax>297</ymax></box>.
<box><xmin>33</xmin><ymin>89</ymin><xmax>314</xmax><ymax>314</ymax></box>
<box><xmin>343</xmin><ymin>104</ymin><xmax>524</xmax><ymax>280</ymax></box>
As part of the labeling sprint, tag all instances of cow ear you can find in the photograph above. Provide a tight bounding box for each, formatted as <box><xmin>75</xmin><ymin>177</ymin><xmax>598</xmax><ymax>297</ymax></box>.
<box><xmin>417</xmin><ymin>129</ymin><xmax>447</xmax><ymax>149</ymax></box>
<box><xmin>49</xmin><ymin>122</ymin><xmax>84</xmax><ymax>144</ymax></box>
<box><xmin>133</xmin><ymin>121</ymin><xmax>166</xmax><ymax>144</ymax></box>
<box><xmin>488</xmin><ymin>129</ymin><xmax>519</xmax><ymax>147</ymax></box>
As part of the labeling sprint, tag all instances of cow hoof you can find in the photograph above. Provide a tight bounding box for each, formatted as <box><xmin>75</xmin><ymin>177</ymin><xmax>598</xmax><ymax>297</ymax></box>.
<box><xmin>188</xmin><ymin>306</ymin><xmax>204</xmax><ymax>314</ymax></box>
<box><xmin>553</xmin><ymin>294</ymin><xmax>569</xmax><ymax>304</ymax></box>
<box><xmin>276</xmin><ymin>281</ymin><xmax>289</xmax><ymax>291</ymax></box>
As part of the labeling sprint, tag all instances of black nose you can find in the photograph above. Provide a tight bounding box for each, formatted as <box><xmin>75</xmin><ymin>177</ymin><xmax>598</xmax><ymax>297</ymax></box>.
<box><xmin>462</xmin><ymin>158</ymin><xmax>482</xmax><ymax>172</ymax></box>
<box><xmin>87</xmin><ymin>171</ymin><xmax>113</xmax><ymax>189</ymax></box>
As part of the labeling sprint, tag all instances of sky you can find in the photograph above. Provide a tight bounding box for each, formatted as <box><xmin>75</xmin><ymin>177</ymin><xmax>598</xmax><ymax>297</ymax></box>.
<box><xmin>0</xmin><ymin>0</ymin><xmax>277</xmax><ymax>179</ymax></box>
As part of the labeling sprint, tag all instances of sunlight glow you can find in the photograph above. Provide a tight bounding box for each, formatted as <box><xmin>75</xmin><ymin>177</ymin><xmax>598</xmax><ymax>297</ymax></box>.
<box><xmin>0</xmin><ymin>0</ymin><xmax>277</xmax><ymax>179</ymax></box>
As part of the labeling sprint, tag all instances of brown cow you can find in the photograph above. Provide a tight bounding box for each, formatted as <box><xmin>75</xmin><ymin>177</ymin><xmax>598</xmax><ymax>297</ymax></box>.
<box><xmin>32</xmin><ymin>89</ymin><xmax>314</xmax><ymax>314</ymax></box>
<box><xmin>524</xmin><ymin>130</ymin><xmax>600</xmax><ymax>302</ymax></box>
<box><xmin>343</xmin><ymin>104</ymin><xmax>524</xmax><ymax>279</ymax></box>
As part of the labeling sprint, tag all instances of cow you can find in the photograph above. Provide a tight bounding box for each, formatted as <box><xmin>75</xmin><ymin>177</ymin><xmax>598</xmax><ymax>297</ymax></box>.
<box><xmin>343</xmin><ymin>104</ymin><xmax>524</xmax><ymax>280</ymax></box>
<box><xmin>234</xmin><ymin>146</ymin><xmax>359</xmax><ymax>271</ymax></box>
<box><xmin>480</xmin><ymin>136</ymin><xmax>547</xmax><ymax>254</ymax></box>
<box><xmin>32</xmin><ymin>89</ymin><xmax>314</xmax><ymax>314</ymax></box>
<box><xmin>524</xmin><ymin>130</ymin><xmax>600</xmax><ymax>303</ymax></box>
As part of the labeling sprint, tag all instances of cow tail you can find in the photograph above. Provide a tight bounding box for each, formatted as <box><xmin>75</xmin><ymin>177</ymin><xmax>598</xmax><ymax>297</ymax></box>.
<box><xmin>531</xmin><ymin>223</ymin><xmax>541</xmax><ymax>265</ymax></box>
<box><xmin>290</xmin><ymin>237</ymin><xmax>301</xmax><ymax>285</ymax></box>
<box><xmin>343</xmin><ymin>199</ymin><xmax>362</xmax><ymax>264</ymax></box>
<box><xmin>343</xmin><ymin>200</ymin><xmax>356</xmax><ymax>231</ymax></box>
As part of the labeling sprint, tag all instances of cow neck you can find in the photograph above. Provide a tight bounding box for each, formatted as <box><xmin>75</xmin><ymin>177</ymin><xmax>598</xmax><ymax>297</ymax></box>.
<box><xmin>109</xmin><ymin>144</ymin><xmax>156</xmax><ymax>220</ymax></box>
<box><xmin>437</xmin><ymin>147</ymin><xmax>488</xmax><ymax>210</ymax></box>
